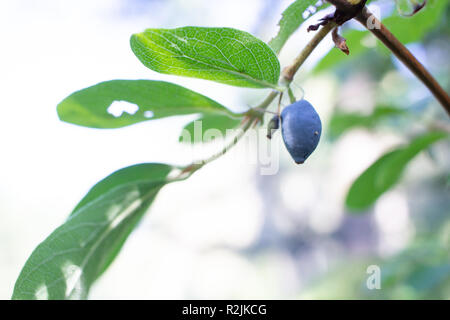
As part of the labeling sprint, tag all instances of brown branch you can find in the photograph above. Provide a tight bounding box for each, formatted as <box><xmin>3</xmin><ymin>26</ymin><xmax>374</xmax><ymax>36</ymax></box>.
<box><xmin>355</xmin><ymin>7</ymin><xmax>450</xmax><ymax>115</ymax></box>
<box><xmin>327</xmin><ymin>0</ymin><xmax>365</xmax><ymax>11</ymax></box>
<box><xmin>326</xmin><ymin>0</ymin><xmax>368</xmax><ymax>24</ymax></box>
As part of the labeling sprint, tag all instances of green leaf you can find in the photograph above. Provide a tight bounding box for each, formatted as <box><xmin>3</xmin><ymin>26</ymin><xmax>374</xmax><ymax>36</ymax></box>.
<box><xmin>346</xmin><ymin>131</ymin><xmax>449</xmax><ymax>211</ymax></box>
<box><xmin>328</xmin><ymin>106</ymin><xmax>406</xmax><ymax>139</ymax></box>
<box><xmin>57</xmin><ymin>80</ymin><xmax>236</xmax><ymax>129</ymax></box>
<box><xmin>12</xmin><ymin>163</ymin><xmax>173</xmax><ymax>300</ymax></box>
<box><xmin>130</xmin><ymin>27</ymin><xmax>280</xmax><ymax>89</ymax></box>
<box><xmin>314</xmin><ymin>0</ymin><xmax>448</xmax><ymax>72</ymax></box>
<box><xmin>269</xmin><ymin>0</ymin><xmax>329</xmax><ymax>55</ymax></box>
<box><xmin>179</xmin><ymin>114</ymin><xmax>242</xmax><ymax>143</ymax></box>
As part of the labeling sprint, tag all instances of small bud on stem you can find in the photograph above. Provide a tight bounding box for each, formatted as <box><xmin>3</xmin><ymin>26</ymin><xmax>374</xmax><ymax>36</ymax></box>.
<box><xmin>332</xmin><ymin>27</ymin><xmax>349</xmax><ymax>55</ymax></box>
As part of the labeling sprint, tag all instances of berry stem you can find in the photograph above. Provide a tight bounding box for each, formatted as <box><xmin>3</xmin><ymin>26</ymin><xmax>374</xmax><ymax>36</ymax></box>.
<box><xmin>287</xmin><ymin>87</ymin><xmax>296</xmax><ymax>104</ymax></box>
<box><xmin>181</xmin><ymin>115</ymin><xmax>257</xmax><ymax>177</ymax></box>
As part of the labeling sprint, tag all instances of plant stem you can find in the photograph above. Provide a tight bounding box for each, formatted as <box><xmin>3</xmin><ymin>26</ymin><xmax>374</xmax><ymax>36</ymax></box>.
<box><xmin>178</xmin><ymin>116</ymin><xmax>257</xmax><ymax>178</ymax></box>
<box><xmin>355</xmin><ymin>7</ymin><xmax>450</xmax><ymax>115</ymax></box>
<box><xmin>287</xmin><ymin>87</ymin><xmax>296</xmax><ymax>103</ymax></box>
<box><xmin>198</xmin><ymin>117</ymin><xmax>256</xmax><ymax>166</ymax></box>
<box><xmin>282</xmin><ymin>22</ymin><xmax>336</xmax><ymax>83</ymax></box>
<box><xmin>255</xmin><ymin>90</ymin><xmax>279</xmax><ymax>110</ymax></box>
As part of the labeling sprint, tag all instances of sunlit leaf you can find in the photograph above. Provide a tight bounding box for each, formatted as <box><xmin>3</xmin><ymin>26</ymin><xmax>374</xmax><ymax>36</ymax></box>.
<box><xmin>269</xmin><ymin>0</ymin><xmax>329</xmax><ymax>55</ymax></box>
<box><xmin>130</xmin><ymin>27</ymin><xmax>280</xmax><ymax>89</ymax></box>
<box><xmin>57</xmin><ymin>80</ymin><xmax>236</xmax><ymax>129</ymax></box>
<box><xmin>346</xmin><ymin>131</ymin><xmax>449</xmax><ymax>211</ymax></box>
<box><xmin>12</xmin><ymin>163</ymin><xmax>173</xmax><ymax>300</ymax></box>
<box><xmin>179</xmin><ymin>114</ymin><xmax>242</xmax><ymax>143</ymax></box>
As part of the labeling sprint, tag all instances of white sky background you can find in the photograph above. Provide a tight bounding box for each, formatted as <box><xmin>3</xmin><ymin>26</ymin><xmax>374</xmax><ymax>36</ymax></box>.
<box><xmin>0</xmin><ymin>0</ymin><xmax>423</xmax><ymax>299</ymax></box>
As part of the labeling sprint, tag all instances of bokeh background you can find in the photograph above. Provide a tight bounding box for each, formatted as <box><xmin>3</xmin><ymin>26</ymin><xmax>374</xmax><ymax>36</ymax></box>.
<box><xmin>1</xmin><ymin>0</ymin><xmax>449</xmax><ymax>299</ymax></box>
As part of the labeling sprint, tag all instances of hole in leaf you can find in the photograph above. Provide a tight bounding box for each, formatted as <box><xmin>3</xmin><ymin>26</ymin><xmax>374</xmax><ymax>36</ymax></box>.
<box><xmin>143</xmin><ymin>111</ymin><xmax>154</xmax><ymax>118</ymax></box>
<box><xmin>303</xmin><ymin>4</ymin><xmax>318</xmax><ymax>19</ymax></box>
<box><xmin>107</xmin><ymin>101</ymin><xmax>139</xmax><ymax>118</ymax></box>
<box><xmin>62</xmin><ymin>262</ymin><xmax>83</xmax><ymax>299</ymax></box>
<box><xmin>35</xmin><ymin>284</ymin><xmax>49</xmax><ymax>300</ymax></box>
<box><xmin>307</xmin><ymin>5</ymin><xmax>317</xmax><ymax>14</ymax></box>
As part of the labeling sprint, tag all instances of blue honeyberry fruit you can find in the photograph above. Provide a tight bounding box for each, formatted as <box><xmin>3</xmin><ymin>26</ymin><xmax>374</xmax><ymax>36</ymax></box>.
<box><xmin>281</xmin><ymin>99</ymin><xmax>322</xmax><ymax>164</ymax></box>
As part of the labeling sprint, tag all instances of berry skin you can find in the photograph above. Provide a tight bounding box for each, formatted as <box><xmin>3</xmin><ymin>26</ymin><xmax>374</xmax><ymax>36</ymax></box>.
<box><xmin>281</xmin><ymin>99</ymin><xmax>322</xmax><ymax>164</ymax></box>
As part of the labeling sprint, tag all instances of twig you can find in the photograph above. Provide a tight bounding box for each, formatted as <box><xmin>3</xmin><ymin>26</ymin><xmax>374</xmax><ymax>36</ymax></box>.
<box><xmin>197</xmin><ymin>117</ymin><xmax>256</xmax><ymax>166</ymax></box>
<box><xmin>282</xmin><ymin>22</ymin><xmax>336</xmax><ymax>83</ymax></box>
<box><xmin>287</xmin><ymin>87</ymin><xmax>296</xmax><ymax>103</ymax></box>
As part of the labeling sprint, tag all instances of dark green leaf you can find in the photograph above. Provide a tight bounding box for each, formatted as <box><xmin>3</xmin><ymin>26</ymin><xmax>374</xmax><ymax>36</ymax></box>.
<box><xmin>346</xmin><ymin>131</ymin><xmax>449</xmax><ymax>211</ymax></box>
<box><xmin>269</xmin><ymin>0</ymin><xmax>329</xmax><ymax>54</ymax></box>
<box><xmin>12</xmin><ymin>163</ymin><xmax>173</xmax><ymax>300</ymax></box>
<box><xmin>179</xmin><ymin>114</ymin><xmax>242</xmax><ymax>143</ymax></box>
<box><xmin>57</xmin><ymin>80</ymin><xmax>236</xmax><ymax>129</ymax></box>
<box><xmin>130</xmin><ymin>27</ymin><xmax>280</xmax><ymax>89</ymax></box>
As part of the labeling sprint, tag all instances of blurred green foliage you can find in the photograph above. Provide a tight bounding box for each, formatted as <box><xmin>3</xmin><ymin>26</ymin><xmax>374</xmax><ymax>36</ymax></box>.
<box><xmin>301</xmin><ymin>224</ymin><xmax>450</xmax><ymax>299</ymax></box>
<box><xmin>315</xmin><ymin>0</ymin><xmax>449</xmax><ymax>72</ymax></box>
<box><xmin>302</xmin><ymin>0</ymin><xmax>450</xmax><ymax>299</ymax></box>
<box><xmin>328</xmin><ymin>105</ymin><xmax>406</xmax><ymax>140</ymax></box>
<box><xmin>346</xmin><ymin>132</ymin><xmax>449</xmax><ymax>211</ymax></box>
<box><xmin>320</xmin><ymin>0</ymin><xmax>450</xmax><ymax>213</ymax></box>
